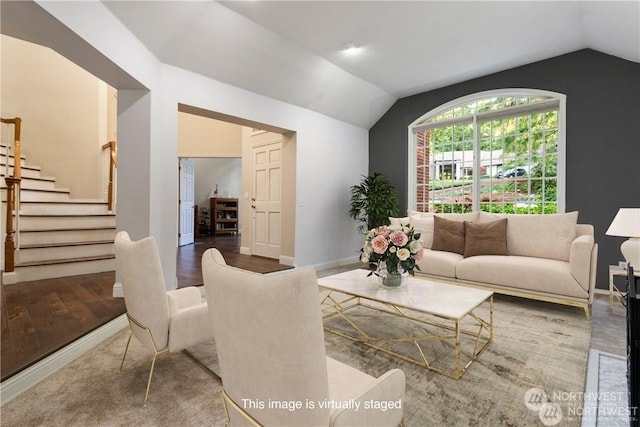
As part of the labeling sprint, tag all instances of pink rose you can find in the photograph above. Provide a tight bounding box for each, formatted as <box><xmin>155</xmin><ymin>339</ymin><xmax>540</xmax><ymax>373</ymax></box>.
<box><xmin>415</xmin><ymin>248</ymin><xmax>424</xmax><ymax>262</ymax></box>
<box><xmin>377</xmin><ymin>225</ymin><xmax>390</xmax><ymax>237</ymax></box>
<box><xmin>371</xmin><ymin>235</ymin><xmax>389</xmax><ymax>254</ymax></box>
<box><xmin>389</xmin><ymin>231</ymin><xmax>408</xmax><ymax>247</ymax></box>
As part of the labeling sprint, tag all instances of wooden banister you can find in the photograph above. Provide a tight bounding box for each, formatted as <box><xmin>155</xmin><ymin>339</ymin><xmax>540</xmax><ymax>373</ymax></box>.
<box><xmin>2</xmin><ymin>117</ymin><xmax>22</xmax><ymax>273</ymax></box>
<box><xmin>1</xmin><ymin>117</ymin><xmax>21</xmax><ymax>179</ymax></box>
<box><xmin>102</xmin><ymin>140</ymin><xmax>117</xmax><ymax>211</ymax></box>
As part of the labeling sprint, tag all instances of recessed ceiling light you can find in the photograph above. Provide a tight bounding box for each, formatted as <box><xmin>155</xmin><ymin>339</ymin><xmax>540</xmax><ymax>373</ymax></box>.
<box><xmin>342</xmin><ymin>43</ymin><xmax>361</xmax><ymax>55</ymax></box>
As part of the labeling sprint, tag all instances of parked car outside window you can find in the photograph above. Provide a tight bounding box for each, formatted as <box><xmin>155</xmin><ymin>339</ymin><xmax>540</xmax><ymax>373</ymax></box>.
<box><xmin>496</xmin><ymin>167</ymin><xmax>527</xmax><ymax>178</ymax></box>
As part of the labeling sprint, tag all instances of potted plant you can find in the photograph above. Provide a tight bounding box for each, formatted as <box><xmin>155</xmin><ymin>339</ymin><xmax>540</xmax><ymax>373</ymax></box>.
<box><xmin>349</xmin><ymin>172</ymin><xmax>399</xmax><ymax>233</ymax></box>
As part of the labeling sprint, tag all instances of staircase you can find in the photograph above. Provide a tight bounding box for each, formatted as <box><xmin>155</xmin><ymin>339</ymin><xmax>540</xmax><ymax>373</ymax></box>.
<box><xmin>1</xmin><ymin>144</ymin><xmax>116</xmax><ymax>283</ymax></box>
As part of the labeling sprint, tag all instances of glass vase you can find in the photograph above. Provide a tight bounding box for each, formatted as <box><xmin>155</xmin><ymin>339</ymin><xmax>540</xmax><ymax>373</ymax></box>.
<box><xmin>376</xmin><ymin>264</ymin><xmax>407</xmax><ymax>289</ymax></box>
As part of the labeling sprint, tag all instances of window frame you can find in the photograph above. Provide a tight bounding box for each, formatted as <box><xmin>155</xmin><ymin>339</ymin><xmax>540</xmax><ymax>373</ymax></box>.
<box><xmin>407</xmin><ymin>89</ymin><xmax>566</xmax><ymax>214</ymax></box>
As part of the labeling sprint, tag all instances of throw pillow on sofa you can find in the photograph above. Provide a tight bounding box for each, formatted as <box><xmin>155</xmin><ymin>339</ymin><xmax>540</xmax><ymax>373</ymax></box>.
<box><xmin>408</xmin><ymin>216</ymin><xmax>434</xmax><ymax>248</ymax></box>
<box><xmin>389</xmin><ymin>216</ymin><xmax>410</xmax><ymax>227</ymax></box>
<box><xmin>463</xmin><ymin>218</ymin><xmax>509</xmax><ymax>258</ymax></box>
<box><xmin>431</xmin><ymin>216</ymin><xmax>465</xmax><ymax>255</ymax></box>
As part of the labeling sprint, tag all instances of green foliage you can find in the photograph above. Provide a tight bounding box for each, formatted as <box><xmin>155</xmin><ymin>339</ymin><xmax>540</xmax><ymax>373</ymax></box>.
<box><xmin>429</xmin><ymin>179</ymin><xmax>473</xmax><ymax>191</ymax></box>
<box><xmin>477</xmin><ymin>203</ymin><xmax>558</xmax><ymax>214</ymax></box>
<box><xmin>431</xmin><ymin>203</ymin><xmax>473</xmax><ymax>213</ymax></box>
<box><xmin>530</xmin><ymin>160</ymin><xmax>558</xmax><ymax>202</ymax></box>
<box><xmin>349</xmin><ymin>173</ymin><xmax>399</xmax><ymax>233</ymax></box>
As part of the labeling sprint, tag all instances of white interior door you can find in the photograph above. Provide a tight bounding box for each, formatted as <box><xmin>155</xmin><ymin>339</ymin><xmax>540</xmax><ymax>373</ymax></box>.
<box><xmin>251</xmin><ymin>142</ymin><xmax>282</xmax><ymax>259</ymax></box>
<box><xmin>179</xmin><ymin>158</ymin><xmax>195</xmax><ymax>246</ymax></box>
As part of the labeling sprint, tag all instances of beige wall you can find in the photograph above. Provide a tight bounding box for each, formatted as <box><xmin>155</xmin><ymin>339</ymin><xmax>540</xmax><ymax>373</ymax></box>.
<box><xmin>177</xmin><ymin>112</ymin><xmax>242</xmax><ymax>157</ymax></box>
<box><xmin>1</xmin><ymin>35</ymin><xmax>112</xmax><ymax>198</ymax></box>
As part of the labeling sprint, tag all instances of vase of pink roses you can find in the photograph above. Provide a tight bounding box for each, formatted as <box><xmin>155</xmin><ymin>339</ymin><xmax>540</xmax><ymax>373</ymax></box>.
<box><xmin>361</xmin><ymin>225</ymin><xmax>424</xmax><ymax>288</ymax></box>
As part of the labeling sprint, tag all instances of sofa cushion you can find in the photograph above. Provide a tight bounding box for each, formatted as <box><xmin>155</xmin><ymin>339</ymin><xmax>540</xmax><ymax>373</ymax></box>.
<box><xmin>456</xmin><ymin>255</ymin><xmax>588</xmax><ymax>299</ymax></box>
<box><xmin>463</xmin><ymin>219</ymin><xmax>509</xmax><ymax>258</ymax></box>
<box><xmin>477</xmin><ymin>211</ymin><xmax>578</xmax><ymax>262</ymax></box>
<box><xmin>408</xmin><ymin>216</ymin><xmax>434</xmax><ymax>248</ymax></box>
<box><xmin>389</xmin><ymin>216</ymin><xmax>410</xmax><ymax>227</ymax></box>
<box><xmin>415</xmin><ymin>249</ymin><xmax>462</xmax><ymax>278</ymax></box>
<box><xmin>431</xmin><ymin>216</ymin><xmax>465</xmax><ymax>255</ymax></box>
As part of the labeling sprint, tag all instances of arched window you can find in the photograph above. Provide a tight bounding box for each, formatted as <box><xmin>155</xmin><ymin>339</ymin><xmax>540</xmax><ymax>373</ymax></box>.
<box><xmin>408</xmin><ymin>89</ymin><xmax>565</xmax><ymax>214</ymax></box>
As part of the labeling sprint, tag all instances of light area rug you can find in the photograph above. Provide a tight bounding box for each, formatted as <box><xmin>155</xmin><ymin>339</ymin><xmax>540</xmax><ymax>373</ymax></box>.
<box><xmin>0</xmin><ymin>294</ymin><xmax>590</xmax><ymax>426</ymax></box>
<box><xmin>320</xmin><ymin>293</ymin><xmax>591</xmax><ymax>426</ymax></box>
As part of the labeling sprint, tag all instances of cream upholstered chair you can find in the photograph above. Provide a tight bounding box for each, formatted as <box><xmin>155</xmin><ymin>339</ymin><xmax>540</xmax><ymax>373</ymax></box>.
<box><xmin>114</xmin><ymin>231</ymin><xmax>213</xmax><ymax>406</ymax></box>
<box><xmin>202</xmin><ymin>248</ymin><xmax>405</xmax><ymax>426</ymax></box>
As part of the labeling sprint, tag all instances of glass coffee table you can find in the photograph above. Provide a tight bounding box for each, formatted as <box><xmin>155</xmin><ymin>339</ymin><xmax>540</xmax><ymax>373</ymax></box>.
<box><xmin>318</xmin><ymin>269</ymin><xmax>493</xmax><ymax>379</ymax></box>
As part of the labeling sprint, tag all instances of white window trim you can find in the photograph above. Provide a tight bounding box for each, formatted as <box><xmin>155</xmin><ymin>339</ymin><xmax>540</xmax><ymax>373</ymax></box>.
<box><xmin>408</xmin><ymin>88</ymin><xmax>566</xmax><ymax>214</ymax></box>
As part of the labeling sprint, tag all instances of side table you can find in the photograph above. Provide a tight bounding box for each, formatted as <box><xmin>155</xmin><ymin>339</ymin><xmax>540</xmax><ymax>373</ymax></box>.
<box><xmin>610</xmin><ymin>265</ymin><xmax>640</xmax><ymax>309</ymax></box>
<box><xmin>609</xmin><ymin>265</ymin><xmax>627</xmax><ymax>308</ymax></box>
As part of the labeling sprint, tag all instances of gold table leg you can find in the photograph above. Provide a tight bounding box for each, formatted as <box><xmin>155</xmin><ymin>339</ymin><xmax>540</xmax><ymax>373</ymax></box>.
<box><xmin>321</xmin><ymin>291</ymin><xmax>493</xmax><ymax>379</ymax></box>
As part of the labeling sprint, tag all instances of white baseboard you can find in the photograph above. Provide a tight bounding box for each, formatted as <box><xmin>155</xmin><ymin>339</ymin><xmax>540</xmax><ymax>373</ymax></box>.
<box><xmin>2</xmin><ymin>271</ymin><xmax>18</xmax><ymax>285</ymax></box>
<box><xmin>239</xmin><ymin>246</ymin><xmax>251</xmax><ymax>256</ymax></box>
<box><xmin>279</xmin><ymin>255</ymin><xmax>295</xmax><ymax>266</ymax></box>
<box><xmin>0</xmin><ymin>314</ymin><xmax>128</xmax><ymax>405</ymax></box>
<box><xmin>313</xmin><ymin>255</ymin><xmax>361</xmax><ymax>272</ymax></box>
<box><xmin>112</xmin><ymin>282</ymin><xmax>123</xmax><ymax>298</ymax></box>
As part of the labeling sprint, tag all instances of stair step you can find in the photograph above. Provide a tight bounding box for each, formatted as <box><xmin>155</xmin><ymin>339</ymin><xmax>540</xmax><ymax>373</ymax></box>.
<box><xmin>1</xmin><ymin>144</ymin><xmax>118</xmax><ymax>283</ymax></box>
<box><xmin>16</xmin><ymin>241</ymin><xmax>114</xmax><ymax>264</ymax></box>
<box><xmin>19</xmin><ymin>214</ymin><xmax>116</xmax><ymax>229</ymax></box>
<box><xmin>0</xmin><ymin>147</ymin><xmax>26</xmax><ymax>161</ymax></box>
<box><xmin>13</xmin><ymin>256</ymin><xmax>115</xmax><ymax>282</ymax></box>
<box><xmin>19</xmin><ymin>227</ymin><xmax>116</xmax><ymax>245</ymax></box>
<box><xmin>20</xmin><ymin>239</ymin><xmax>114</xmax><ymax>249</ymax></box>
<box><xmin>0</xmin><ymin>176</ymin><xmax>57</xmax><ymax>191</ymax></box>
<box><xmin>0</xmin><ymin>157</ymin><xmax>34</xmax><ymax>170</ymax></box>
<box><xmin>0</xmin><ymin>162</ymin><xmax>43</xmax><ymax>176</ymax></box>
<box><xmin>2</xmin><ymin>188</ymin><xmax>71</xmax><ymax>202</ymax></box>
<box><xmin>14</xmin><ymin>201</ymin><xmax>110</xmax><ymax>215</ymax></box>
<box><xmin>16</xmin><ymin>254</ymin><xmax>114</xmax><ymax>267</ymax></box>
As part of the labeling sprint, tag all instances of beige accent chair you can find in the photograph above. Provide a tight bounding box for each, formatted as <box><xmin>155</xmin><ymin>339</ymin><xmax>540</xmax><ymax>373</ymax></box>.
<box><xmin>202</xmin><ymin>248</ymin><xmax>406</xmax><ymax>426</ymax></box>
<box><xmin>114</xmin><ymin>231</ymin><xmax>213</xmax><ymax>406</ymax></box>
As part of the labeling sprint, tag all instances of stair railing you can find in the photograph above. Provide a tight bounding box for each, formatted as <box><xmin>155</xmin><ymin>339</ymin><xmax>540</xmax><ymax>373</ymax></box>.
<box><xmin>101</xmin><ymin>140</ymin><xmax>117</xmax><ymax>212</ymax></box>
<box><xmin>1</xmin><ymin>117</ymin><xmax>22</xmax><ymax>273</ymax></box>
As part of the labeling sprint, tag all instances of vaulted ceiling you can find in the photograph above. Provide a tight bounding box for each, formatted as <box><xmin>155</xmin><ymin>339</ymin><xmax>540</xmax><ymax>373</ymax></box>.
<box><xmin>101</xmin><ymin>1</ymin><xmax>639</xmax><ymax>128</ymax></box>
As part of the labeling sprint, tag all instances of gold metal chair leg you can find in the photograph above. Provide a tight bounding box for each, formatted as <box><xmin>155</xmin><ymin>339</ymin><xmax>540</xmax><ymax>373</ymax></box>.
<box><xmin>120</xmin><ymin>313</ymin><xmax>170</xmax><ymax>406</ymax></box>
<box><xmin>119</xmin><ymin>329</ymin><xmax>134</xmax><ymax>373</ymax></box>
<box><xmin>143</xmin><ymin>352</ymin><xmax>160</xmax><ymax>407</ymax></box>
<box><xmin>220</xmin><ymin>389</ymin><xmax>262</xmax><ymax>426</ymax></box>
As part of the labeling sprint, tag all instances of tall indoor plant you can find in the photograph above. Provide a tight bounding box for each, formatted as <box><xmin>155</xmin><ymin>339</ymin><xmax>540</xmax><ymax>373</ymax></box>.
<box><xmin>349</xmin><ymin>172</ymin><xmax>399</xmax><ymax>233</ymax></box>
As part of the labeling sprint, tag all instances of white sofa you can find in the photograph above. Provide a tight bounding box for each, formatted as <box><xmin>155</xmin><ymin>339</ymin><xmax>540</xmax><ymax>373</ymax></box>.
<box><xmin>393</xmin><ymin>211</ymin><xmax>598</xmax><ymax>318</ymax></box>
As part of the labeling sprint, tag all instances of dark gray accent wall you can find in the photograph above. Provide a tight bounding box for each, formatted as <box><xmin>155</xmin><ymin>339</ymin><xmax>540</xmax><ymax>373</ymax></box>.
<box><xmin>369</xmin><ymin>49</ymin><xmax>640</xmax><ymax>290</ymax></box>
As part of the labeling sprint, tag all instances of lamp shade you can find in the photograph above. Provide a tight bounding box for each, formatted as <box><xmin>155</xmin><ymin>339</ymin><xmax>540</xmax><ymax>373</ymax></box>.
<box><xmin>606</xmin><ymin>208</ymin><xmax>640</xmax><ymax>237</ymax></box>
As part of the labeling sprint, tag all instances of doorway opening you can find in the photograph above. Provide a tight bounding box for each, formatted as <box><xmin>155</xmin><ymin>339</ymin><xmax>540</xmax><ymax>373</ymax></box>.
<box><xmin>176</xmin><ymin>104</ymin><xmax>297</xmax><ymax>287</ymax></box>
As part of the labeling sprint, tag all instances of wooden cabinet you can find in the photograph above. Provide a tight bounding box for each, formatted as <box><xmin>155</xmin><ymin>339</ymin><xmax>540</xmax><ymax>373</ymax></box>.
<box><xmin>211</xmin><ymin>198</ymin><xmax>238</xmax><ymax>235</ymax></box>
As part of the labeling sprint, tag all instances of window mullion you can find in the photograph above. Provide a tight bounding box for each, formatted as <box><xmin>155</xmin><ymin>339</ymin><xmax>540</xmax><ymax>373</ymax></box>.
<box><xmin>472</xmin><ymin>116</ymin><xmax>480</xmax><ymax>212</ymax></box>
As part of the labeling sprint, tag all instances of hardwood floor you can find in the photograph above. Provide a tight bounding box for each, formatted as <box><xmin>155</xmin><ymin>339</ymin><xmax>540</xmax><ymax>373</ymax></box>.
<box><xmin>177</xmin><ymin>234</ymin><xmax>292</xmax><ymax>288</ymax></box>
<box><xmin>1</xmin><ymin>234</ymin><xmax>289</xmax><ymax>381</ymax></box>
<box><xmin>0</xmin><ymin>271</ymin><xmax>125</xmax><ymax>381</ymax></box>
